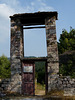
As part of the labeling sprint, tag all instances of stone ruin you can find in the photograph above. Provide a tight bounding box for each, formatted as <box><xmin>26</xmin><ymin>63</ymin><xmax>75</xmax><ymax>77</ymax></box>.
<box><xmin>0</xmin><ymin>12</ymin><xmax>75</xmax><ymax>96</ymax></box>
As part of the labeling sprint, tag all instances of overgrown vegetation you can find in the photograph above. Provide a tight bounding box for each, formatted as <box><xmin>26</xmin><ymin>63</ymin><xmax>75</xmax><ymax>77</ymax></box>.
<box><xmin>35</xmin><ymin>82</ymin><xmax>45</xmax><ymax>95</ymax></box>
<box><xmin>0</xmin><ymin>55</ymin><xmax>10</xmax><ymax>79</ymax></box>
<box><xmin>58</xmin><ymin>28</ymin><xmax>75</xmax><ymax>54</ymax></box>
<box><xmin>35</xmin><ymin>62</ymin><xmax>45</xmax><ymax>84</ymax></box>
<box><xmin>59</xmin><ymin>57</ymin><xmax>75</xmax><ymax>78</ymax></box>
<box><xmin>46</xmin><ymin>90</ymin><xmax>75</xmax><ymax>100</ymax></box>
<box><xmin>58</xmin><ymin>28</ymin><xmax>75</xmax><ymax>78</ymax></box>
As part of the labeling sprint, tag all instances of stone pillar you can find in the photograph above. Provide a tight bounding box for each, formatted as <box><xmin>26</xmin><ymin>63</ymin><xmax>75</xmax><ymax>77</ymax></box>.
<box><xmin>45</xmin><ymin>16</ymin><xmax>59</xmax><ymax>92</ymax></box>
<box><xmin>10</xmin><ymin>18</ymin><xmax>24</xmax><ymax>93</ymax></box>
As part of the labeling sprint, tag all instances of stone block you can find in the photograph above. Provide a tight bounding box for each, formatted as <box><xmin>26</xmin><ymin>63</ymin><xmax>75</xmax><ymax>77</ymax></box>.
<box><xmin>58</xmin><ymin>80</ymin><xmax>62</xmax><ymax>85</ymax></box>
<box><xmin>67</xmin><ymin>84</ymin><xmax>71</xmax><ymax>88</ymax></box>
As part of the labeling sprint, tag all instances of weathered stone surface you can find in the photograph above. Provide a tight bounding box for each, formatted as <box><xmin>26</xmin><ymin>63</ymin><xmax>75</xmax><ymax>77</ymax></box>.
<box><xmin>0</xmin><ymin>12</ymin><xmax>75</xmax><ymax>96</ymax></box>
<box><xmin>47</xmin><ymin>76</ymin><xmax>75</xmax><ymax>96</ymax></box>
<box><xmin>45</xmin><ymin>16</ymin><xmax>75</xmax><ymax>96</ymax></box>
<box><xmin>45</xmin><ymin>17</ymin><xmax>59</xmax><ymax>92</ymax></box>
<box><xmin>9</xmin><ymin>18</ymin><xmax>24</xmax><ymax>93</ymax></box>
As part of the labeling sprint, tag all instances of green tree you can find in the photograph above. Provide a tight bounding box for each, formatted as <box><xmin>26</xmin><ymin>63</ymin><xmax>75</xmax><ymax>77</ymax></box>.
<box><xmin>59</xmin><ymin>60</ymin><xmax>75</xmax><ymax>78</ymax></box>
<box><xmin>58</xmin><ymin>28</ymin><xmax>75</xmax><ymax>78</ymax></box>
<box><xmin>35</xmin><ymin>62</ymin><xmax>45</xmax><ymax>84</ymax></box>
<box><xmin>0</xmin><ymin>55</ymin><xmax>11</xmax><ymax>79</ymax></box>
<box><xmin>58</xmin><ymin>28</ymin><xmax>75</xmax><ymax>54</ymax></box>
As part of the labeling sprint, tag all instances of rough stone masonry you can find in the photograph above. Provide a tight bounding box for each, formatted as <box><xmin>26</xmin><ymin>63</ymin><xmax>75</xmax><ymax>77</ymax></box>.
<box><xmin>45</xmin><ymin>16</ymin><xmax>59</xmax><ymax>91</ymax></box>
<box><xmin>0</xmin><ymin>12</ymin><xmax>75</xmax><ymax>96</ymax></box>
<box><xmin>10</xmin><ymin>18</ymin><xmax>24</xmax><ymax>93</ymax></box>
<box><xmin>9</xmin><ymin>12</ymin><xmax>59</xmax><ymax>93</ymax></box>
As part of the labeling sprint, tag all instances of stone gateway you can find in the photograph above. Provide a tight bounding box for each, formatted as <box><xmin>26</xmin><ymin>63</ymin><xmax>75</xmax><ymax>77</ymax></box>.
<box><xmin>0</xmin><ymin>12</ymin><xmax>75</xmax><ymax>96</ymax></box>
<box><xmin>9</xmin><ymin>12</ymin><xmax>59</xmax><ymax>94</ymax></box>
<box><xmin>1</xmin><ymin>12</ymin><xmax>75</xmax><ymax>96</ymax></box>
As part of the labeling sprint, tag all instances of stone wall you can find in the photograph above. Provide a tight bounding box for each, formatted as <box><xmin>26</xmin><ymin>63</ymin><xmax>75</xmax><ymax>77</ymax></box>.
<box><xmin>0</xmin><ymin>75</ymin><xmax>22</xmax><ymax>94</ymax></box>
<box><xmin>0</xmin><ymin>79</ymin><xmax>10</xmax><ymax>92</ymax></box>
<box><xmin>8</xmin><ymin>18</ymin><xmax>24</xmax><ymax>93</ymax></box>
<box><xmin>50</xmin><ymin>76</ymin><xmax>75</xmax><ymax>96</ymax></box>
<box><xmin>11</xmin><ymin>18</ymin><xmax>24</xmax><ymax>74</ymax></box>
<box><xmin>45</xmin><ymin>16</ymin><xmax>59</xmax><ymax>92</ymax></box>
<box><xmin>0</xmin><ymin>76</ymin><xmax>75</xmax><ymax>96</ymax></box>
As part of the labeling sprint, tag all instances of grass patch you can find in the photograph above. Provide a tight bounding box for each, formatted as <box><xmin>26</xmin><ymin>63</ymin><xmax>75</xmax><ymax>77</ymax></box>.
<box><xmin>35</xmin><ymin>82</ymin><xmax>45</xmax><ymax>95</ymax></box>
<box><xmin>47</xmin><ymin>90</ymin><xmax>64</xmax><ymax>96</ymax></box>
<box><xmin>44</xmin><ymin>90</ymin><xmax>75</xmax><ymax>100</ymax></box>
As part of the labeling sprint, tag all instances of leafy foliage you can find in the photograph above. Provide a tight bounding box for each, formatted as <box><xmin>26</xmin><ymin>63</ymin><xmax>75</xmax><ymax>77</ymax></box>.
<box><xmin>35</xmin><ymin>62</ymin><xmax>45</xmax><ymax>84</ymax></box>
<box><xmin>58</xmin><ymin>28</ymin><xmax>75</xmax><ymax>78</ymax></box>
<box><xmin>0</xmin><ymin>55</ymin><xmax>11</xmax><ymax>79</ymax></box>
<box><xmin>58</xmin><ymin>29</ymin><xmax>75</xmax><ymax>54</ymax></box>
<box><xmin>59</xmin><ymin>60</ymin><xmax>75</xmax><ymax>78</ymax></box>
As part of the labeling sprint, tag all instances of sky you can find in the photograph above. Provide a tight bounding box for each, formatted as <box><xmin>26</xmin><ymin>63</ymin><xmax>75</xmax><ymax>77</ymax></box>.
<box><xmin>0</xmin><ymin>0</ymin><xmax>75</xmax><ymax>57</ymax></box>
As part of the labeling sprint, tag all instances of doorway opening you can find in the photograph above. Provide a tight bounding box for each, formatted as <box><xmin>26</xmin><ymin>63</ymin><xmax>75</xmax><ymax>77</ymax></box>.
<box><xmin>35</xmin><ymin>61</ymin><xmax>46</xmax><ymax>95</ymax></box>
<box><xmin>21</xmin><ymin>58</ymin><xmax>47</xmax><ymax>95</ymax></box>
<box><xmin>23</xmin><ymin>25</ymin><xmax>48</xmax><ymax>95</ymax></box>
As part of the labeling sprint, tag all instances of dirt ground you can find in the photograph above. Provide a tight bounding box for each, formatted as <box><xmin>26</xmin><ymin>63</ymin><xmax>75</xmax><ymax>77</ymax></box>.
<box><xmin>35</xmin><ymin>82</ymin><xmax>45</xmax><ymax>95</ymax></box>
